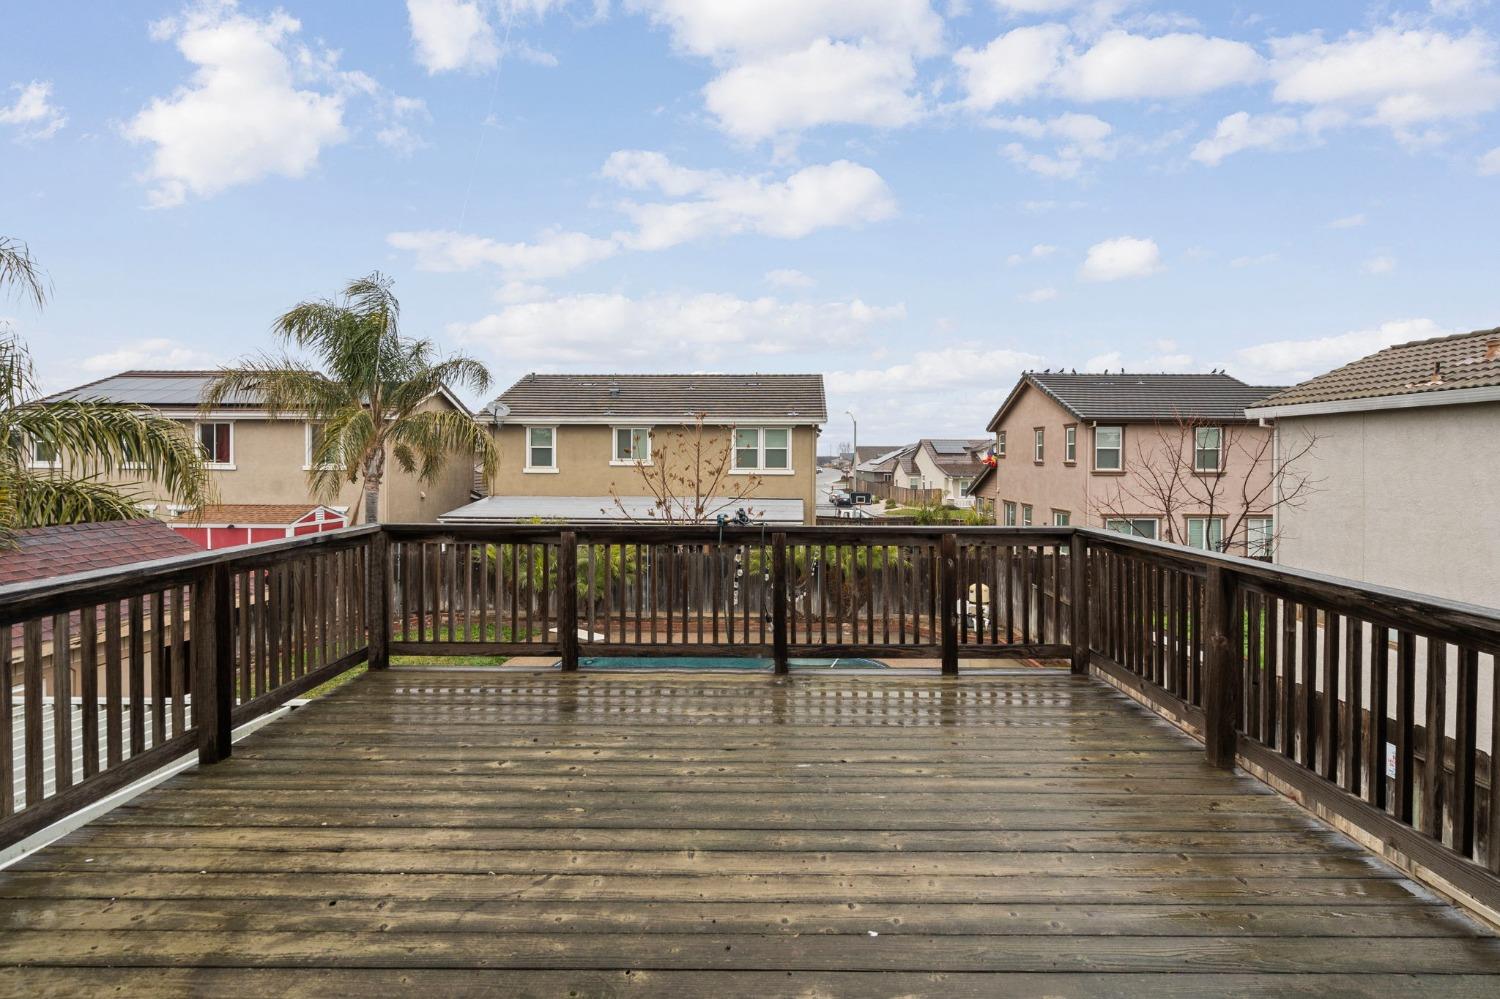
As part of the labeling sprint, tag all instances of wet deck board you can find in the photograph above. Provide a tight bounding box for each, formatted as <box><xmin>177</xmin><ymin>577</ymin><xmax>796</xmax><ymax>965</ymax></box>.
<box><xmin>2</xmin><ymin>668</ymin><xmax>1498</xmax><ymax>996</ymax></box>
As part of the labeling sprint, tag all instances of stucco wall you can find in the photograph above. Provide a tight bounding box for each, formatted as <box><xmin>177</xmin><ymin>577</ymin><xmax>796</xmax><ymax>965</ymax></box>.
<box><xmin>488</xmin><ymin>422</ymin><xmax>819</xmax><ymax>522</ymax></box>
<box><xmin>1276</xmin><ymin>403</ymin><xmax>1500</xmax><ymax>609</ymax></box>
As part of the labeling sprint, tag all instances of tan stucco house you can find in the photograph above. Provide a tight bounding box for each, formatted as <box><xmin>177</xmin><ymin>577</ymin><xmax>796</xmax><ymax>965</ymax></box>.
<box><xmin>38</xmin><ymin>370</ymin><xmax>478</xmax><ymax>526</ymax></box>
<box><xmin>443</xmin><ymin>373</ymin><xmax>826</xmax><ymax>525</ymax></box>
<box><xmin>1246</xmin><ymin>326</ymin><xmax>1500</xmax><ymax>609</ymax></box>
<box><xmin>970</xmin><ymin>372</ymin><xmax>1282</xmax><ymax>554</ymax></box>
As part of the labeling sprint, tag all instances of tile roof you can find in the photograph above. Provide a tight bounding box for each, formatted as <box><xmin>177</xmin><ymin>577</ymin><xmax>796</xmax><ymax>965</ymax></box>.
<box><xmin>1250</xmin><ymin>326</ymin><xmax>1500</xmax><ymax>411</ymax></box>
<box><xmin>0</xmin><ymin>519</ymin><xmax>202</xmax><ymax>586</ymax></box>
<box><xmin>179</xmin><ymin>504</ymin><xmax>344</xmax><ymax>526</ymax></box>
<box><xmin>487</xmin><ymin>374</ymin><xmax>827</xmax><ymax>423</ymax></box>
<box><xmin>989</xmin><ymin>372</ymin><xmax>1281</xmax><ymax>429</ymax></box>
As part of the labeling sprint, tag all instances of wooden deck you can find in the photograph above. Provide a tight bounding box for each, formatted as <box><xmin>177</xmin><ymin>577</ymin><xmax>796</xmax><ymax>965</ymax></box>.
<box><xmin>2</xmin><ymin>668</ymin><xmax>1499</xmax><ymax>997</ymax></box>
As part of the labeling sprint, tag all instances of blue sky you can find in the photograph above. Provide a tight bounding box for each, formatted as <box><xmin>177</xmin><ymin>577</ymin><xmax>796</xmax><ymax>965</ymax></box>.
<box><xmin>4</xmin><ymin>0</ymin><xmax>1499</xmax><ymax>447</ymax></box>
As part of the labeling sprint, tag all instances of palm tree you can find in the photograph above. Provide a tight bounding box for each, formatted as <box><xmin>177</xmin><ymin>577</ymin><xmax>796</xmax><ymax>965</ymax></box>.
<box><xmin>0</xmin><ymin>238</ymin><xmax>211</xmax><ymax>542</ymax></box>
<box><xmin>204</xmin><ymin>272</ymin><xmax>499</xmax><ymax>524</ymax></box>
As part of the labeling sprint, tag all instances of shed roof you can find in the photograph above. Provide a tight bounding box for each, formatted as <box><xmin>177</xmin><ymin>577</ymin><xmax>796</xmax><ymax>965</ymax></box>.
<box><xmin>0</xmin><ymin>519</ymin><xmax>201</xmax><ymax>586</ymax></box>
<box><xmin>487</xmin><ymin>374</ymin><xmax>827</xmax><ymax>423</ymax></box>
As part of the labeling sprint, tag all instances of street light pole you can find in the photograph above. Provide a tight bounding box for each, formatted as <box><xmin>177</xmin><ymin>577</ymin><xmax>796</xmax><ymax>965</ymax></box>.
<box><xmin>845</xmin><ymin>410</ymin><xmax>858</xmax><ymax>506</ymax></box>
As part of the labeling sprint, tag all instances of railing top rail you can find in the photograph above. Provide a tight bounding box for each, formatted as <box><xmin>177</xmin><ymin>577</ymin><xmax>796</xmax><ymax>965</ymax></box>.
<box><xmin>1077</xmin><ymin>526</ymin><xmax>1500</xmax><ymax>651</ymax></box>
<box><xmin>386</xmin><ymin>522</ymin><xmax>1075</xmax><ymax>543</ymax></box>
<box><xmin>0</xmin><ymin>523</ymin><xmax>379</xmax><ymax>625</ymax></box>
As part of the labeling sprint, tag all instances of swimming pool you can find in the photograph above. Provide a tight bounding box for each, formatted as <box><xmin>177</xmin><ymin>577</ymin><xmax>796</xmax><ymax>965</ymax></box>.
<box><xmin>576</xmin><ymin>656</ymin><xmax>887</xmax><ymax>671</ymax></box>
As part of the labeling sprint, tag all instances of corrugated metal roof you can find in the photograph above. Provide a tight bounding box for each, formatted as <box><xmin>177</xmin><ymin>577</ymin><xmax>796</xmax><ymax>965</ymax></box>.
<box><xmin>1251</xmin><ymin>326</ymin><xmax>1500</xmax><ymax>410</ymax></box>
<box><xmin>488</xmin><ymin>374</ymin><xmax>827</xmax><ymax>422</ymax></box>
<box><xmin>440</xmin><ymin>495</ymin><xmax>806</xmax><ymax>525</ymax></box>
<box><xmin>41</xmin><ymin>371</ymin><xmax>260</xmax><ymax>407</ymax></box>
<box><xmin>990</xmin><ymin>373</ymin><xmax>1280</xmax><ymax>429</ymax></box>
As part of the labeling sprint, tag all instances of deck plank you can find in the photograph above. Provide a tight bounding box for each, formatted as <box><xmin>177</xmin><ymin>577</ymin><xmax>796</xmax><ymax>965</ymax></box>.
<box><xmin>2</xmin><ymin>667</ymin><xmax>1497</xmax><ymax>995</ymax></box>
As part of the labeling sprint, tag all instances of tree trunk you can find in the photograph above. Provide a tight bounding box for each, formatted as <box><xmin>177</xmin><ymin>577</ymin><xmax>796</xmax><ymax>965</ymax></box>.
<box><xmin>362</xmin><ymin>449</ymin><xmax>385</xmax><ymax>525</ymax></box>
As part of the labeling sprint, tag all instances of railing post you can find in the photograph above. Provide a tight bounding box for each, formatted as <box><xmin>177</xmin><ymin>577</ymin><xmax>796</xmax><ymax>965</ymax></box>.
<box><xmin>772</xmin><ymin>532</ymin><xmax>789</xmax><ymax>675</ymax></box>
<box><xmin>558</xmin><ymin>531</ymin><xmax>579</xmax><ymax>671</ymax></box>
<box><xmin>940</xmin><ymin>532</ymin><xmax>959</xmax><ymax>676</ymax></box>
<box><xmin>1070</xmin><ymin>531</ymin><xmax>1090</xmax><ymax>676</ymax></box>
<box><xmin>193</xmin><ymin>563</ymin><xmax>234</xmax><ymax>766</ymax></box>
<box><xmin>367</xmin><ymin>531</ymin><xmax>391</xmax><ymax>670</ymax></box>
<box><xmin>1203</xmin><ymin>562</ymin><xmax>1241</xmax><ymax>768</ymax></box>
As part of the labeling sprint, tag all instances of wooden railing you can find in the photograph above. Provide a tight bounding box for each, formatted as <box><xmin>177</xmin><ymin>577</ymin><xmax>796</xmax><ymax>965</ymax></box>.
<box><xmin>0</xmin><ymin>526</ymin><xmax>376</xmax><ymax>848</ymax></box>
<box><xmin>1080</xmin><ymin>527</ymin><xmax>1500</xmax><ymax>909</ymax></box>
<box><xmin>381</xmin><ymin>525</ymin><xmax>1077</xmax><ymax>669</ymax></box>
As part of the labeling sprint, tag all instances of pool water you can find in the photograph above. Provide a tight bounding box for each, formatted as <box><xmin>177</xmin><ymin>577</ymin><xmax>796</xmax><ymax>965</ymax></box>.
<box><xmin>576</xmin><ymin>656</ymin><xmax>887</xmax><ymax>671</ymax></box>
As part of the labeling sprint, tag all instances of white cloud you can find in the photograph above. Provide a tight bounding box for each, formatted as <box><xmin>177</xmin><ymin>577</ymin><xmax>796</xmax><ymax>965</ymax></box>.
<box><xmin>765</xmin><ymin>268</ymin><xmax>815</xmax><ymax>288</ymax></box>
<box><xmin>407</xmin><ymin>0</ymin><xmax>499</xmax><ymax>73</ymax></box>
<box><xmin>1480</xmin><ymin>147</ymin><xmax>1500</xmax><ymax>174</ymax></box>
<box><xmin>993</xmin><ymin>112</ymin><xmax>1113</xmax><ymax>176</ymax></box>
<box><xmin>1363</xmin><ymin>255</ymin><xmax>1397</xmax><ymax>275</ymax></box>
<box><xmin>626</xmin><ymin>0</ymin><xmax>944</xmax><ymax>59</ymax></box>
<box><xmin>0</xmin><ymin>81</ymin><xmax>66</xmax><ymax>140</ymax></box>
<box><xmin>1084</xmin><ymin>348</ymin><xmax>1196</xmax><ymax>372</ymax></box>
<box><xmin>1057</xmin><ymin>31</ymin><xmax>1265</xmax><ymax>101</ymax></box>
<box><xmin>703</xmin><ymin>40</ymin><xmax>923</xmax><ymax>142</ymax></box>
<box><xmin>125</xmin><ymin>2</ymin><xmax>413</xmax><ymax>207</ymax></box>
<box><xmin>1018</xmin><ymin>286</ymin><xmax>1060</xmax><ymax>302</ymax></box>
<box><xmin>1329</xmin><ymin>212</ymin><xmax>1367</xmax><ymax>228</ymax></box>
<box><xmin>1079</xmin><ymin>236</ymin><xmax>1163</xmax><ymax>281</ymax></box>
<box><xmin>81</xmin><ymin>337</ymin><xmax>220</xmax><ymax>374</ymax></box>
<box><xmin>828</xmin><ymin>344</ymin><xmax>1045</xmax><ymax>438</ymax></box>
<box><xmin>954</xmin><ymin>25</ymin><xmax>1070</xmax><ymax>109</ymax></box>
<box><xmin>605</xmin><ymin>152</ymin><xmax>898</xmax><ymax>250</ymax></box>
<box><xmin>1007</xmin><ymin>243</ymin><xmax>1059</xmax><ymax>265</ymax></box>
<box><xmin>387</xmin><ymin>228</ymin><xmax>620</xmax><ymax>280</ymax></box>
<box><xmin>455</xmin><ymin>291</ymin><xmax>906</xmax><ymax>364</ymax></box>
<box><xmin>1233</xmin><ymin>318</ymin><xmax>1445</xmax><ymax>384</ymax></box>
<box><xmin>1270</xmin><ymin>28</ymin><xmax>1500</xmax><ymax>138</ymax></box>
<box><xmin>1190</xmin><ymin>111</ymin><xmax>1303</xmax><ymax>165</ymax></box>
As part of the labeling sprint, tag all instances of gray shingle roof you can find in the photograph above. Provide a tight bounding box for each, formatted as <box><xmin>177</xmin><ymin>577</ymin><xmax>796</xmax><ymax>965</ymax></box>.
<box><xmin>489</xmin><ymin>374</ymin><xmax>827</xmax><ymax>422</ymax></box>
<box><xmin>921</xmin><ymin>439</ymin><xmax>991</xmax><ymax>477</ymax></box>
<box><xmin>1249</xmin><ymin>327</ymin><xmax>1500</xmax><ymax>411</ymax></box>
<box><xmin>989</xmin><ymin>373</ymin><xmax>1280</xmax><ymax>429</ymax></box>
<box><xmin>41</xmin><ymin>371</ymin><xmax>260</xmax><ymax>407</ymax></box>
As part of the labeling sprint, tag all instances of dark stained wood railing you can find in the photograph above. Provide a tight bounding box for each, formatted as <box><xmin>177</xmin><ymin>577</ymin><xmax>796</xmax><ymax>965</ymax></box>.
<box><xmin>0</xmin><ymin>526</ymin><xmax>377</xmax><ymax>849</ymax></box>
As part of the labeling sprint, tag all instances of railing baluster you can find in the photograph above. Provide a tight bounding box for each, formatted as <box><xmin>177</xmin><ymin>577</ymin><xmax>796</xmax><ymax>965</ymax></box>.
<box><xmin>51</xmin><ymin>612</ymin><xmax>73</xmax><ymax>791</ymax></box>
<box><xmin>79</xmin><ymin>605</ymin><xmax>98</xmax><ymax>779</ymax></box>
<box><xmin>1422</xmin><ymin>639</ymin><xmax>1448</xmax><ymax>839</ymax></box>
<box><xmin>1395</xmin><ymin>630</ymin><xmax>1417</xmax><ymax>824</ymax></box>
<box><xmin>23</xmin><ymin>621</ymin><xmax>43</xmax><ymax>808</ymax></box>
<box><xmin>0</xmin><ymin>626</ymin><xmax>12</xmax><ymax>816</ymax></box>
<box><xmin>1203</xmin><ymin>563</ymin><xmax>1240</xmax><ymax>768</ymax></box>
<box><xmin>1369</xmin><ymin>627</ymin><xmax>1391</xmax><ymax>809</ymax></box>
<box><xmin>1452</xmin><ymin>647</ymin><xmax>1478</xmax><ymax>858</ymax></box>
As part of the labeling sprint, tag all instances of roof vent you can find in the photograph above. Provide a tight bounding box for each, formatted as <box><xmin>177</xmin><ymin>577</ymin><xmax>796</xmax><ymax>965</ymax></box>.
<box><xmin>608</xmin><ymin>382</ymin><xmax>620</xmax><ymax>397</ymax></box>
<box><xmin>1487</xmin><ymin>340</ymin><xmax>1500</xmax><ymax>362</ymax></box>
<box><xmin>1428</xmin><ymin>361</ymin><xmax>1445</xmax><ymax>386</ymax></box>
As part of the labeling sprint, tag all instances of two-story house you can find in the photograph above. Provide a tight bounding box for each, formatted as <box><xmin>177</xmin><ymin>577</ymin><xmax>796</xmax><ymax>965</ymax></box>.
<box><xmin>969</xmin><ymin>372</ymin><xmax>1283</xmax><ymax>555</ymax></box>
<box><xmin>442</xmin><ymin>373</ymin><xmax>826</xmax><ymax>525</ymax></box>
<box><xmin>1246</xmin><ymin>326</ymin><xmax>1500</xmax><ymax>608</ymax></box>
<box><xmin>39</xmin><ymin>370</ymin><xmax>478</xmax><ymax>536</ymax></box>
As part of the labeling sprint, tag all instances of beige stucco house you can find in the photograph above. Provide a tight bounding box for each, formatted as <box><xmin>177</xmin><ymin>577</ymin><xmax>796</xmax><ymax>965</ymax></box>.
<box><xmin>38</xmin><ymin>370</ymin><xmax>478</xmax><ymax>526</ymax></box>
<box><xmin>1246</xmin><ymin>326</ymin><xmax>1500</xmax><ymax>609</ymax></box>
<box><xmin>443</xmin><ymin>373</ymin><xmax>826</xmax><ymax>525</ymax></box>
<box><xmin>970</xmin><ymin>372</ymin><xmax>1282</xmax><ymax>554</ymax></box>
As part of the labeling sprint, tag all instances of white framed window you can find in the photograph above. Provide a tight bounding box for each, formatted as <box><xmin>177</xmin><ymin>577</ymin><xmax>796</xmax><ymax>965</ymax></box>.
<box><xmin>1185</xmin><ymin>516</ymin><xmax>1226</xmax><ymax>551</ymax></box>
<box><xmin>611</xmin><ymin>427</ymin><xmax>651</xmax><ymax>464</ymax></box>
<box><xmin>28</xmin><ymin>437</ymin><xmax>59</xmax><ymax>469</ymax></box>
<box><xmin>525</xmin><ymin>426</ymin><xmax>557</xmax><ymax>472</ymax></box>
<box><xmin>1002</xmin><ymin>501</ymin><xmax>1017</xmax><ymax>526</ymax></box>
<box><xmin>305</xmin><ymin>423</ymin><xmax>339</xmax><ymax>471</ymax></box>
<box><xmin>1194</xmin><ymin>426</ymin><xmax>1223</xmax><ymax>472</ymax></box>
<box><xmin>197</xmin><ymin>421</ymin><xmax>234</xmax><ymax>467</ymax></box>
<box><xmin>732</xmin><ymin>427</ymin><xmax>792</xmax><ymax>473</ymax></box>
<box><xmin>1033</xmin><ymin>428</ymin><xmax>1044</xmax><ymax>463</ymax></box>
<box><xmin>1247</xmin><ymin>516</ymin><xmax>1274</xmax><ymax>559</ymax></box>
<box><xmin>1021</xmin><ymin>503</ymin><xmax>1033</xmax><ymax>527</ymax></box>
<box><xmin>996</xmin><ymin>431</ymin><xmax>1006</xmax><ymax>458</ymax></box>
<box><xmin>908</xmin><ymin>476</ymin><xmax>921</xmax><ymax>489</ymax></box>
<box><xmin>1064</xmin><ymin>425</ymin><xmax>1077</xmax><ymax>463</ymax></box>
<box><xmin>1052</xmin><ymin>509</ymin><xmax>1071</xmax><ymax>526</ymax></box>
<box><xmin>1094</xmin><ymin>426</ymin><xmax>1123</xmax><ymax>471</ymax></box>
<box><xmin>1106</xmin><ymin>517</ymin><xmax>1158</xmax><ymax>540</ymax></box>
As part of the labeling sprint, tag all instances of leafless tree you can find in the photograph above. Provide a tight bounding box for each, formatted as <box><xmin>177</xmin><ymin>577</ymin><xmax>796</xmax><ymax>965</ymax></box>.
<box><xmin>606</xmin><ymin>412</ymin><xmax>766</xmax><ymax>524</ymax></box>
<box><xmin>1091</xmin><ymin>414</ymin><xmax>1322</xmax><ymax>556</ymax></box>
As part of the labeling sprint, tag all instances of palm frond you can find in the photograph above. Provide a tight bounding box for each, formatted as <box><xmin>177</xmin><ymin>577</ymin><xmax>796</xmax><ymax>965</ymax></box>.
<box><xmin>0</xmin><ymin>237</ymin><xmax>47</xmax><ymax>309</ymax></box>
<box><xmin>387</xmin><ymin>408</ymin><xmax>500</xmax><ymax>484</ymax></box>
<box><xmin>6</xmin><ymin>472</ymin><xmax>150</xmax><ymax>528</ymax></box>
<box><xmin>201</xmin><ymin>358</ymin><xmax>352</xmax><ymax>418</ymax></box>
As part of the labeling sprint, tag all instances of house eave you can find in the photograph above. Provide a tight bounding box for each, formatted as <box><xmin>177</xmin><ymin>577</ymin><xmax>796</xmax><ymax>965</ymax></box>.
<box><xmin>1246</xmin><ymin>384</ymin><xmax>1500</xmax><ymax>419</ymax></box>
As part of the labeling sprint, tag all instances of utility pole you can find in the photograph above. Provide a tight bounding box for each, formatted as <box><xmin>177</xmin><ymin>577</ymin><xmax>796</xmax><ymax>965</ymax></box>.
<box><xmin>845</xmin><ymin>410</ymin><xmax>858</xmax><ymax>504</ymax></box>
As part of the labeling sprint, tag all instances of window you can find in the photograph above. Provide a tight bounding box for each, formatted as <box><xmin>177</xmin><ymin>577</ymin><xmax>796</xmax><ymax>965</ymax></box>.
<box><xmin>1185</xmin><ymin>516</ymin><xmax>1226</xmax><ymax>551</ymax></box>
<box><xmin>908</xmin><ymin>476</ymin><xmax>921</xmax><ymax>489</ymax></box>
<box><xmin>305</xmin><ymin>423</ymin><xmax>339</xmax><ymax>470</ymax></box>
<box><xmin>1106</xmin><ymin>517</ymin><xmax>1158</xmax><ymax>540</ymax></box>
<box><xmin>1021</xmin><ymin>504</ymin><xmax>1033</xmax><ymax>527</ymax></box>
<box><xmin>197</xmin><ymin>422</ymin><xmax>233</xmax><ymax>466</ymax></box>
<box><xmin>1052</xmin><ymin>510</ymin><xmax>1071</xmax><ymax>526</ymax></box>
<box><xmin>612</xmin><ymin>427</ymin><xmax>650</xmax><ymax>464</ymax></box>
<box><xmin>1064</xmin><ymin>425</ymin><xmax>1077</xmax><ymax>463</ymax></box>
<box><xmin>1194</xmin><ymin>426</ymin><xmax>1223</xmax><ymax>472</ymax></box>
<box><xmin>953</xmin><ymin>476</ymin><xmax>972</xmax><ymax>495</ymax></box>
<box><xmin>1247</xmin><ymin>516</ymin><xmax>1274</xmax><ymax>559</ymax></box>
<box><xmin>1094</xmin><ymin>426</ymin><xmax>1123</xmax><ymax>471</ymax></box>
<box><xmin>28</xmin><ymin>437</ymin><xmax>58</xmax><ymax>468</ymax></box>
<box><xmin>733</xmin><ymin>428</ymin><xmax>792</xmax><ymax>472</ymax></box>
<box><xmin>996</xmin><ymin>431</ymin><xmax>1006</xmax><ymax>458</ymax></box>
<box><xmin>1002</xmin><ymin>501</ymin><xmax>1017</xmax><ymax>526</ymax></box>
<box><xmin>526</xmin><ymin>427</ymin><xmax>556</xmax><ymax>471</ymax></box>
<box><xmin>1033</xmin><ymin>428</ymin><xmax>1045</xmax><ymax>463</ymax></box>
